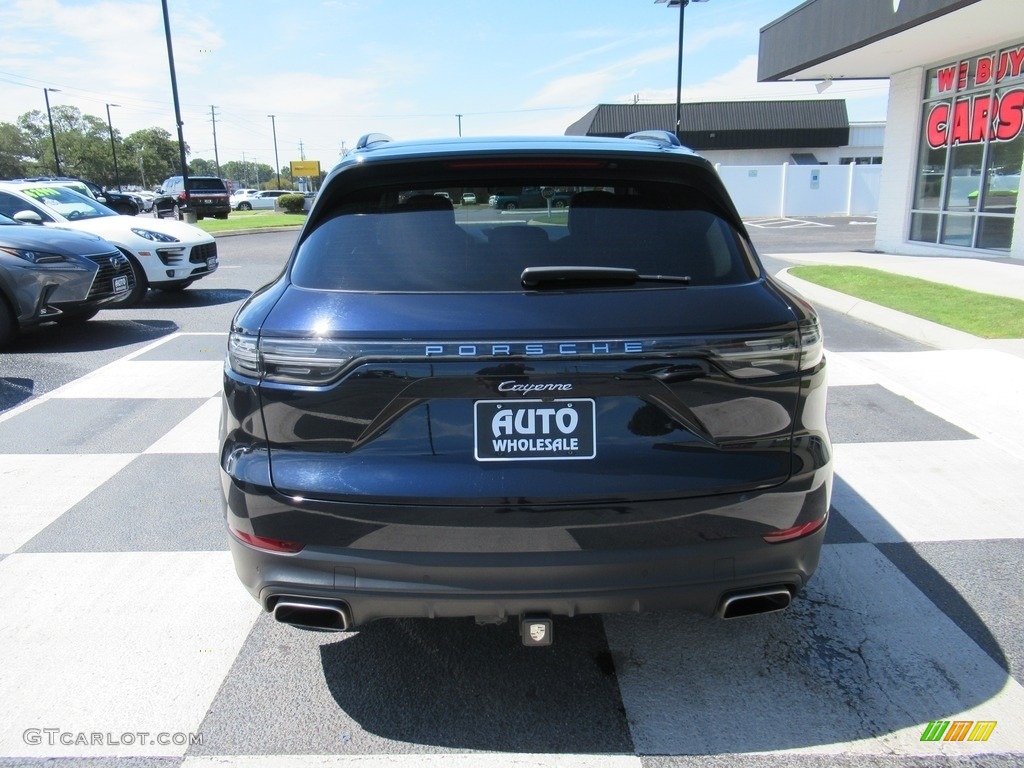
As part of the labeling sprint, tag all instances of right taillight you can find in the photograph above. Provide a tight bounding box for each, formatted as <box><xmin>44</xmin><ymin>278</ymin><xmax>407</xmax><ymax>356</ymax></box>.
<box><xmin>798</xmin><ymin>317</ymin><xmax>824</xmax><ymax>371</ymax></box>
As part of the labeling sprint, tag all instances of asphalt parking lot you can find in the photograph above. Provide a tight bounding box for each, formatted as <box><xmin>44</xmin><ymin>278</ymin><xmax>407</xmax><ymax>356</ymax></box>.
<box><xmin>1</xmin><ymin>219</ymin><xmax>1022</xmax><ymax>766</ymax></box>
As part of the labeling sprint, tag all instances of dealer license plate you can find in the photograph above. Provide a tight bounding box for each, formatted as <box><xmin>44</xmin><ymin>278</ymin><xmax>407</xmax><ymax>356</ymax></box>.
<box><xmin>474</xmin><ymin>398</ymin><xmax>596</xmax><ymax>462</ymax></box>
<box><xmin>113</xmin><ymin>275</ymin><xmax>129</xmax><ymax>292</ymax></box>
<box><xmin>206</xmin><ymin>256</ymin><xmax>218</xmax><ymax>269</ymax></box>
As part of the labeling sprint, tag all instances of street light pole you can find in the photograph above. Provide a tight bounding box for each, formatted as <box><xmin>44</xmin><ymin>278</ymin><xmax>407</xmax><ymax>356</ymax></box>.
<box><xmin>106</xmin><ymin>103</ymin><xmax>122</xmax><ymax>190</ymax></box>
<box><xmin>43</xmin><ymin>87</ymin><xmax>61</xmax><ymax>175</ymax></box>
<box><xmin>268</xmin><ymin>114</ymin><xmax>281</xmax><ymax>189</ymax></box>
<box><xmin>656</xmin><ymin>0</ymin><xmax>710</xmax><ymax>140</ymax></box>
<box><xmin>162</xmin><ymin>0</ymin><xmax>190</xmax><ymax>217</ymax></box>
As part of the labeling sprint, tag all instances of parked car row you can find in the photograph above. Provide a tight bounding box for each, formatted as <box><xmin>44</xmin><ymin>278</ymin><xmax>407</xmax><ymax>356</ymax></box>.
<box><xmin>7</xmin><ymin>177</ymin><xmax>141</xmax><ymax>216</ymax></box>
<box><xmin>0</xmin><ymin>180</ymin><xmax>218</xmax><ymax>345</ymax></box>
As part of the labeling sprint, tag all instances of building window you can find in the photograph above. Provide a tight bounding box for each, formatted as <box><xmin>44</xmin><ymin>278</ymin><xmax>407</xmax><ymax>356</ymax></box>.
<box><xmin>910</xmin><ymin>45</ymin><xmax>1024</xmax><ymax>251</ymax></box>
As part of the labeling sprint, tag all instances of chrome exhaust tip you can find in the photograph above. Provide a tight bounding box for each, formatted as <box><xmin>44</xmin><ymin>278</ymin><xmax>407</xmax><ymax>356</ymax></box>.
<box><xmin>272</xmin><ymin>599</ymin><xmax>351</xmax><ymax>632</ymax></box>
<box><xmin>717</xmin><ymin>587</ymin><xmax>792</xmax><ymax>619</ymax></box>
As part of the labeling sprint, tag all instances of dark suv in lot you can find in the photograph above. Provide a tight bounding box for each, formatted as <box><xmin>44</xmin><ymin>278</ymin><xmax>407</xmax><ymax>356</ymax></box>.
<box><xmin>220</xmin><ymin>131</ymin><xmax>832</xmax><ymax>643</ymax></box>
<box><xmin>154</xmin><ymin>175</ymin><xmax>230</xmax><ymax>220</ymax></box>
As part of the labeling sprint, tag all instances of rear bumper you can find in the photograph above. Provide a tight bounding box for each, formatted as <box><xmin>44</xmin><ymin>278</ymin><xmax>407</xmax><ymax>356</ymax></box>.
<box><xmin>227</xmin><ymin>522</ymin><xmax>825</xmax><ymax>626</ymax></box>
<box><xmin>222</xmin><ymin>456</ymin><xmax>830</xmax><ymax>626</ymax></box>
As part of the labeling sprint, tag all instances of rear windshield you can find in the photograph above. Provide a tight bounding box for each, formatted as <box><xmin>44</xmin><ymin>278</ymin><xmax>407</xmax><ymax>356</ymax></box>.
<box><xmin>291</xmin><ymin>178</ymin><xmax>756</xmax><ymax>292</ymax></box>
<box><xmin>186</xmin><ymin>178</ymin><xmax>227</xmax><ymax>192</ymax></box>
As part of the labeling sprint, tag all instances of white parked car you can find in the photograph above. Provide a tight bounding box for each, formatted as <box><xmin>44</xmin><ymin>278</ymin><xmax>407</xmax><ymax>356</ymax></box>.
<box><xmin>0</xmin><ymin>181</ymin><xmax>218</xmax><ymax>307</ymax></box>
<box><xmin>229</xmin><ymin>188</ymin><xmax>258</xmax><ymax>208</ymax></box>
<box><xmin>233</xmin><ymin>189</ymin><xmax>293</xmax><ymax>211</ymax></box>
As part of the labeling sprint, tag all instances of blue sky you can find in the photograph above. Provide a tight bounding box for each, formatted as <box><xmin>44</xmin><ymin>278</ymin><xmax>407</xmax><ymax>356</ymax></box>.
<box><xmin>0</xmin><ymin>0</ymin><xmax>890</xmax><ymax>168</ymax></box>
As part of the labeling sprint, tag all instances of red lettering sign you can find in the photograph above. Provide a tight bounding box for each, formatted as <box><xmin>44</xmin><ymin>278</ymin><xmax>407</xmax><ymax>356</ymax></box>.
<box><xmin>936</xmin><ymin>46</ymin><xmax>1024</xmax><ymax>93</ymax></box>
<box><xmin>927</xmin><ymin>89</ymin><xmax>1024</xmax><ymax>147</ymax></box>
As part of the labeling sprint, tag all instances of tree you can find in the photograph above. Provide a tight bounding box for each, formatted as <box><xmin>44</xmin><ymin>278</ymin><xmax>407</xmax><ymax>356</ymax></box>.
<box><xmin>17</xmin><ymin>105</ymin><xmax>112</xmax><ymax>182</ymax></box>
<box><xmin>122</xmin><ymin>127</ymin><xmax>185</xmax><ymax>189</ymax></box>
<box><xmin>0</xmin><ymin>122</ymin><xmax>33</xmax><ymax>178</ymax></box>
<box><xmin>190</xmin><ymin>158</ymin><xmax>218</xmax><ymax>176</ymax></box>
<box><xmin>220</xmin><ymin>159</ymin><xmax>276</xmax><ymax>188</ymax></box>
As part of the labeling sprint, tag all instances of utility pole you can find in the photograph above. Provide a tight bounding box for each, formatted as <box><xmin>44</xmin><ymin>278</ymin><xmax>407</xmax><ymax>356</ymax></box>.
<box><xmin>210</xmin><ymin>105</ymin><xmax>221</xmax><ymax>178</ymax></box>
<box><xmin>456</xmin><ymin>114</ymin><xmax>463</xmax><ymax>137</ymax></box>
<box><xmin>106</xmin><ymin>103</ymin><xmax>122</xmax><ymax>190</ymax></box>
<box><xmin>161</xmin><ymin>0</ymin><xmax>190</xmax><ymax>215</ymax></box>
<box><xmin>268</xmin><ymin>114</ymin><xmax>281</xmax><ymax>189</ymax></box>
<box><xmin>43</xmin><ymin>88</ymin><xmax>61</xmax><ymax>175</ymax></box>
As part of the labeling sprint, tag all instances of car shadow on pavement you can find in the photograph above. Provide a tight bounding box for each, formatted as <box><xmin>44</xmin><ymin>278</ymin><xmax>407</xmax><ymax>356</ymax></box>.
<box><xmin>131</xmin><ymin>288</ymin><xmax>253</xmax><ymax>309</ymax></box>
<box><xmin>317</xmin><ymin>616</ymin><xmax>632</xmax><ymax>753</ymax></box>
<box><xmin>4</xmin><ymin>319</ymin><xmax>179</xmax><ymax>354</ymax></box>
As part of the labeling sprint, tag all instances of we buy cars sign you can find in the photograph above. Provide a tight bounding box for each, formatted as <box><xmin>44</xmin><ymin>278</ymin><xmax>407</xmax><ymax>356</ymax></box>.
<box><xmin>927</xmin><ymin>44</ymin><xmax>1024</xmax><ymax>148</ymax></box>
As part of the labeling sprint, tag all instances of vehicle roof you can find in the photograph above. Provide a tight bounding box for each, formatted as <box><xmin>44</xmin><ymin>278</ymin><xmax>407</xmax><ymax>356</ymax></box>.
<box><xmin>339</xmin><ymin>133</ymin><xmax>704</xmax><ymax>167</ymax></box>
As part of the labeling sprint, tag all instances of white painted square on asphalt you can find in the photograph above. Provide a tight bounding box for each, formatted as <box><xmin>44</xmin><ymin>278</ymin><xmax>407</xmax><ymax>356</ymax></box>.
<box><xmin>0</xmin><ymin>453</ymin><xmax>136</xmax><ymax>554</ymax></box>
<box><xmin>144</xmin><ymin>397</ymin><xmax>222</xmax><ymax>454</ymax></box>
<box><xmin>0</xmin><ymin>551</ymin><xmax>260</xmax><ymax>758</ymax></box>
<box><xmin>833</xmin><ymin>440</ymin><xmax>1024</xmax><ymax>543</ymax></box>
<box><xmin>821</xmin><ymin>349</ymin><xmax>879</xmax><ymax>386</ymax></box>
<box><xmin>51</xmin><ymin>361</ymin><xmax>223</xmax><ymax>400</ymax></box>
<box><xmin>604</xmin><ymin>543</ymin><xmax>1024</xmax><ymax>757</ymax></box>
<box><xmin>844</xmin><ymin>349</ymin><xmax>1024</xmax><ymax>458</ymax></box>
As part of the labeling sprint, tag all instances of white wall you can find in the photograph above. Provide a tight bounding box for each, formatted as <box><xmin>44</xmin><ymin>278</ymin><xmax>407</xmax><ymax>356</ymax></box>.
<box><xmin>715</xmin><ymin>163</ymin><xmax>881</xmax><ymax>217</ymax></box>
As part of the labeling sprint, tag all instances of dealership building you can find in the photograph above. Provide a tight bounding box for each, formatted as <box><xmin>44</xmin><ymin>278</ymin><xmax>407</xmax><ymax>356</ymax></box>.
<box><xmin>759</xmin><ymin>0</ymin><xmax>1024</xmax><ymax>260</ymax></box>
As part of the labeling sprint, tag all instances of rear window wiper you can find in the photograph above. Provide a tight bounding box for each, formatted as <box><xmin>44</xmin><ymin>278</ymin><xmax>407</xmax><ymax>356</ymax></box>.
<box><xmin>521</xmin><ymin>266</ymin><xmax>691</xmax><ymax>289</ymax></box>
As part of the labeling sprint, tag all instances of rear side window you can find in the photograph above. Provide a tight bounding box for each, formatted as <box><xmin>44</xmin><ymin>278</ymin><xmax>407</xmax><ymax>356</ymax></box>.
<box><xmin>291</xmin><ymin>179</ymin><xmax>755</xmax><ymax>292</ymax></box>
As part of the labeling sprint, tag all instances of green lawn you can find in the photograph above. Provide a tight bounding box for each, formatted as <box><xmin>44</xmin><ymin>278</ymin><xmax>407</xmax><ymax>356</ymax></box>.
<box><xmin>195</xmin><ymin>210</ymin><xmax>306</xmax><ymax>233</ymax></box>
<box><xmin>788</xmin><ymin>265</ymin><xmax>1024</xmax><ymax>339</ymax></box>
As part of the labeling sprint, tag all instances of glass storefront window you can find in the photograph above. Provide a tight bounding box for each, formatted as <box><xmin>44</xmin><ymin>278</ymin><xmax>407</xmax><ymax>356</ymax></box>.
<box><xmin>940</xmin><ymin>213</ymin><xmax>974</xmax><ymax>247</ymax></box>
<box><xmin>914</xmin><ymin>110</ymin><xmax>947</xmax><ymax>210</ymax></box>
<box><xmin>945</xmin><ymin>139</ymin><xmax>984</xmax><ymax>212</ymax></box>
<box><xmin>911</xmin><ymin>44</ymin><xmax>1024</xmax><ymax>251</ymax></box>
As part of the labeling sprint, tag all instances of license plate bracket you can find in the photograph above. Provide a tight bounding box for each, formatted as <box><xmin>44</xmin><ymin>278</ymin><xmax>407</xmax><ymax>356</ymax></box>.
<box><xmin>474</xmin><ymin>398</ymin><xmax>596</xmax><ymax>462</ymax></box>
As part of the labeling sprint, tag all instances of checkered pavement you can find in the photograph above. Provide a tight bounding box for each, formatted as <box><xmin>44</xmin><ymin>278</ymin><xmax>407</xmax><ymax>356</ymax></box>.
<box><xmin>2</xmin><ymin>331</ymin><xmax>1023</xmax><ymax>767</ymax></box>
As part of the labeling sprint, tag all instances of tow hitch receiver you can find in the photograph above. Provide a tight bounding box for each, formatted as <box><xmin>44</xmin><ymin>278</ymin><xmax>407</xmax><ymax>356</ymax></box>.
<box><xmin>520</xmin><ymin>615</ymin><xmax>553</xmax><ymax>647</ymax></box>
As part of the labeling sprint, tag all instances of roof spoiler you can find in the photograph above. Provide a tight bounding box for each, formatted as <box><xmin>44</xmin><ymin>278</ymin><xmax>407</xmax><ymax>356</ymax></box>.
<box><xmin>355</xmin><ymin>133</ymin><xmax>394</xmax><ymax>150</ymax></box>
<box><xmin>625</xmin><ymin>130</ymin><xmax>684</xmax><ymax>149</ymax></box>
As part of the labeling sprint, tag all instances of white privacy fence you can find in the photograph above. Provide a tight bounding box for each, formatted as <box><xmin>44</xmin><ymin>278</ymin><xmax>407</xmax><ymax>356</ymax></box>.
<box><xmin>715</xmin><ymin>163</ymin><xmax>882</xmax><ymax>218</ymax></box>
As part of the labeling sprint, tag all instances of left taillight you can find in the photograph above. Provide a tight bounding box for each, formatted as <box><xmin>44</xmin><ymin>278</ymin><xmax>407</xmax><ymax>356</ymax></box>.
<box><xmin>227</xmin><ymin>332</ymin><xmax>353</xmax><ymax>385</ymax></box>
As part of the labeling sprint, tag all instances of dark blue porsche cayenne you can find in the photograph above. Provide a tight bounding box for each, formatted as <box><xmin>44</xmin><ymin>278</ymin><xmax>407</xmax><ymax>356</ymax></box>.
<box><xmin>220</xmin><ymin>132</ymin><xmax>832</xmax><ymax>642</ymax></box>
